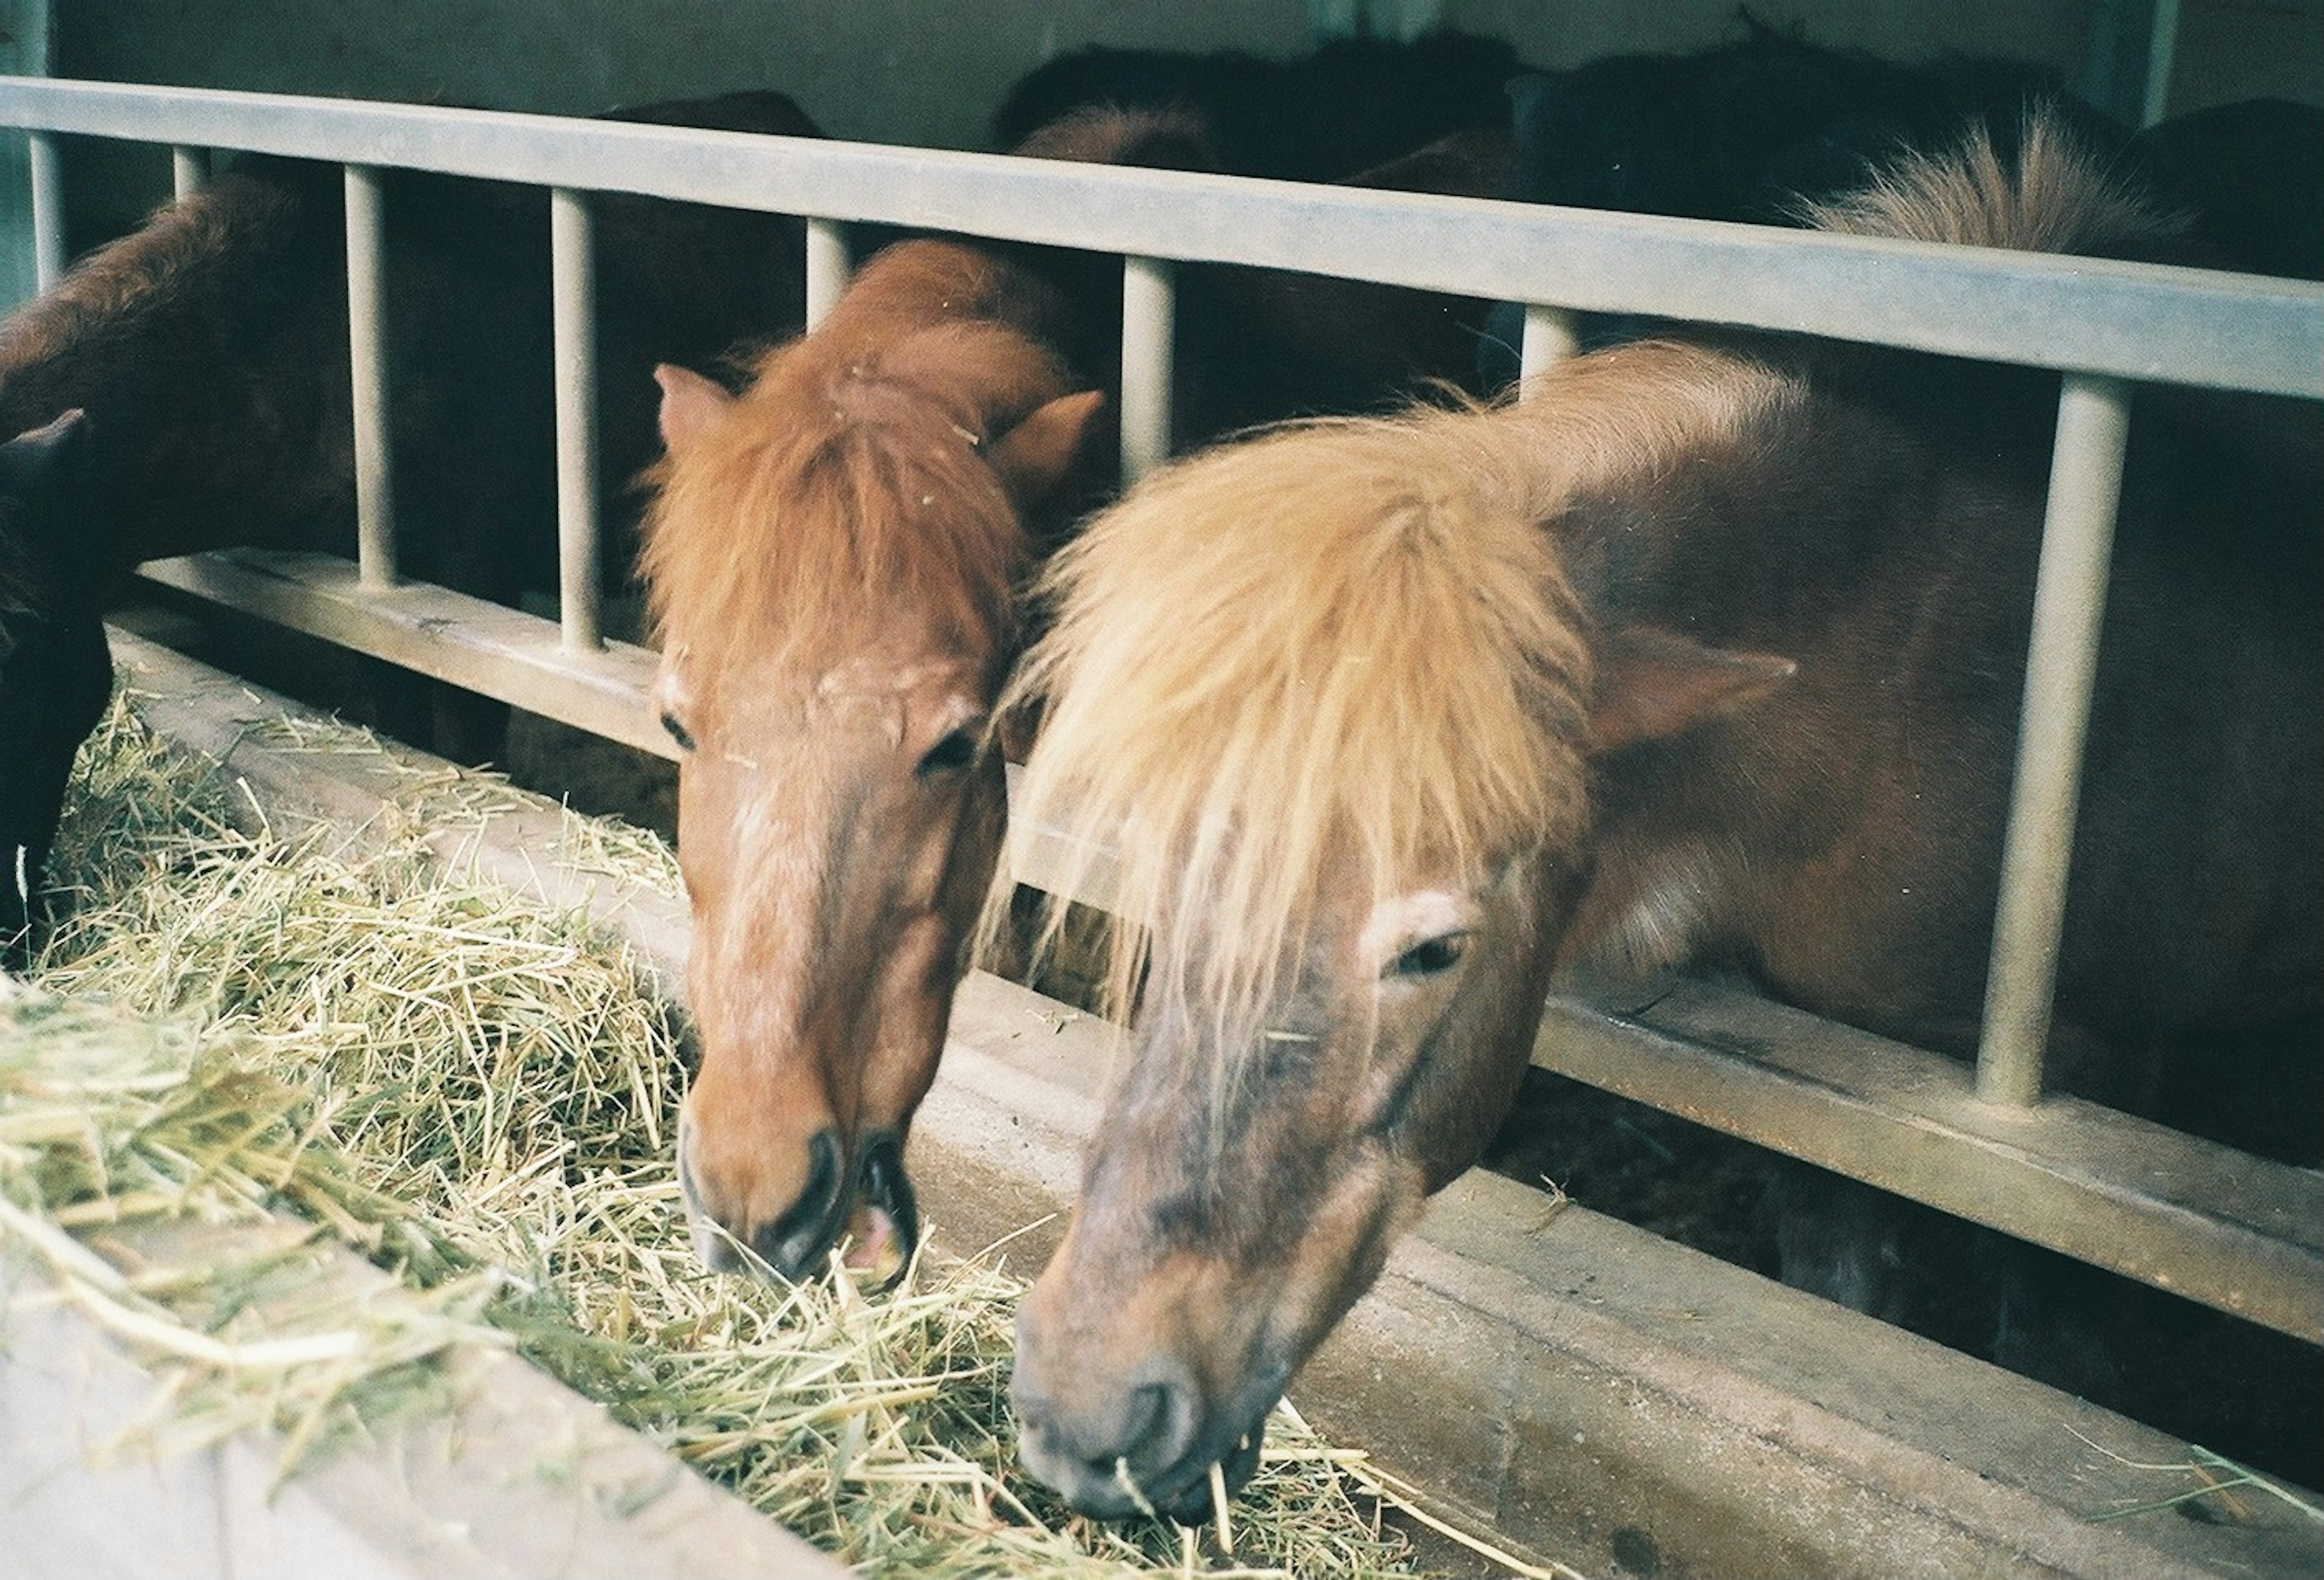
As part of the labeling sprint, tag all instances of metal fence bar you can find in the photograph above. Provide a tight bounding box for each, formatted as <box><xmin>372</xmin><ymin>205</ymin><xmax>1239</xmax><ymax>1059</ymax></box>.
<box><xmin>1120</xmin><ymin>255</ymin><xmax>1174</xmax><ymax>482</ymax></box>
<box><xmin>804</xmin><ymin>216</ymin><xmax>850</xmax><ymax>329</ymax></box>
<box><xmin>171</xmin><ymin>144</ymin><xmax>206</xmax><ymax>199</ymax></box>
<box><xmin>2</xmin><ymin>79</ymin><xmax>2314</xmax><ymax>399</ymax></box>
<box><xmin>2141</xmin><ymin>0</ymin><xmax>2183</xmax><ymax>126</ymax></box>
<box><xmin>26</xmin><ymin>129</ymin><xmax>62</xmax><ymax>290</ymax></box>
<box><xmin>550</xmin><ymin>186</ymin><xmax>603</xmax><ymax>654</ymax></box>
<box><xmin>1518</xmin><ymin>303</ymin><xmax>1581</xmax><ymax>390</ymax></box>
<box><xmin>343</xmin><ymin>163</ymin><xmax>398</xmax><ymax>590</ymax></box>
<box><xmin>1975</xmin><ymin>373</ymin><xmax>2133</xmax><ymax>1107</ymax></box>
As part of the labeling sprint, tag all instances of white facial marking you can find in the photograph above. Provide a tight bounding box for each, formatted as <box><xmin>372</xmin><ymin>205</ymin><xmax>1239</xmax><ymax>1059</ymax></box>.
<box><xmin>1359</xmin><ymin>888</ymin><xmax>1479</xmax><ymax>976</ymax></box>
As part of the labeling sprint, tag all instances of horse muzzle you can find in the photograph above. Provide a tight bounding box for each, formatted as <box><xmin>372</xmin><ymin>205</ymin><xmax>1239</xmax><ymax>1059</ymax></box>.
<box><xmin>1009</xmin><ymin>1314</ymin><xmax>1280</xmax><ymax>1519</ymax></box>
<box><xmin>679</xmin><ymin>1119</ymin><xmax>921</xmax><ymax>1287</ymax></box>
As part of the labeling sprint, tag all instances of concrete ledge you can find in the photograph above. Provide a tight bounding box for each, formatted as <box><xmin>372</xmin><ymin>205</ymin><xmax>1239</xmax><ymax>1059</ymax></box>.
<box><xmin>104</xmin><ymin>630</ymin><xmax>2324</xmax><ymax>1580</ymax></box>
<box><xmin>1</xmin><ymin>1218</ymin><xmax>847</xmax><ymax>1580</ymax></box>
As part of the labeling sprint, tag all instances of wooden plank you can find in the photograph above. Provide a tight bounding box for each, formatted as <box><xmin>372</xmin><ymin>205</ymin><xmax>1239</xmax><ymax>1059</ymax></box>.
<box><xmin>117</xmin><ymin>566</ymin><xmax>2324</xmax><ymax>1336</ymax></box>
<box><xmin>137</xmin><ymin>549</ymin><xmax>673</xmax><ymax>762</ymax></box>
<box><xmin>2</xmin><ymin>1205</ymin><xmax>847</xmax><ymax>1580</ymax></box>
<box><xmin>105</xmin><ymin>631</ymin><xmax>2324</xmax><ymax>1580</ymax></box>
<box><xmin>1536</xmin><ymin>985</ymin><xmax>2324</xmax><ymax>1342</ymax></box>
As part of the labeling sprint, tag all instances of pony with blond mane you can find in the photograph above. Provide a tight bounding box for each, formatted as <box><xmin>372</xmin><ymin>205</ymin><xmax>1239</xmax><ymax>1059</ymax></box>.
<box><xmin>997</xmin><ymin>116</ymin><xmax>2320</xmax><ymax>1518</ymax></box>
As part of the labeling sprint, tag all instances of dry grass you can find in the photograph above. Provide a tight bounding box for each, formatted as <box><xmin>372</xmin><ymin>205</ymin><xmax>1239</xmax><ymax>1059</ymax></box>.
<box><xmin>3</xmin><ymin>690</ymin><xmax>1558</xmax><ymax>1579</ymax></box>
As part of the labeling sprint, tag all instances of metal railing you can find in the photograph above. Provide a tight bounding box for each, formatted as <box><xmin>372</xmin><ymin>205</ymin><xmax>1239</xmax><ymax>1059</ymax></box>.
<box><xmin>4</xmin><ymin>76</ymin><xmax>2319</xmax><ymax>1342</ymax></box>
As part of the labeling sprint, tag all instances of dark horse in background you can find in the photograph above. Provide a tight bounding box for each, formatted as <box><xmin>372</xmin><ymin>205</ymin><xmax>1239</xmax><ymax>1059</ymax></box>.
<box><xmin>0</xmin><ymin>91</ymin><xmax>818</xmax><ymax>965</ymax></box>
<box><xmin>994</xmin><ymin>117</ymin><xmax>2320</xmax><ymax>1518</ymax></box>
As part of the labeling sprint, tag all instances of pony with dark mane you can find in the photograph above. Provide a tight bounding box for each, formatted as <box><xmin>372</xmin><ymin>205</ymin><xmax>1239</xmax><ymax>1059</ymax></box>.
<box><xmin>0</xmin><ymin>91</ymin><xmax>816</xmax><ymax>964</ymax></box>
<box><xmin>994</xmin><ymin>116</ymin><xmax>2320</xmax><ymax>1516</ymax></box>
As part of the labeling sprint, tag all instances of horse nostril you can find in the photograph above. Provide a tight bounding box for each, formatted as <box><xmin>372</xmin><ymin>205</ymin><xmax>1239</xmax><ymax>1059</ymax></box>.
<box><xmin>1129</xmin><ymin>1370</ymin><xmax>1199</xmax><ymax>1472</ymax></box>
<box><xmin>747</xmin><ymin>1127</ymin><xmax>847</xmax><ymax>1279</ymax></box>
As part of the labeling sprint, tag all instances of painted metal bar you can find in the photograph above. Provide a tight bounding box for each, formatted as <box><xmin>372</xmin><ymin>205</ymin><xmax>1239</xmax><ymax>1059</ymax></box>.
<box><xmin>343</xmin><ymin>163</ymin><xmax>398</xmax><ymax>590</ymax></box>
<box><xmin>1975</xmin><ymin>374</ymin><xmax>2132</xmax><ymax>1108</ymax></box>
<box><xmin>2141</xmin><ymin>0</ymin><xmax>2182</xmax><ymax>127</ymax></box>
<box><xmin>1119</xmin><ymin>255</ymin><xmax>1175</xmax><ymax>482</ymax></box>
<box><xmin>138</xmin><ymin>551</ymin><xmax>671</xmax><ymax>761</ymax></box>
<box><xmin>804</xmin><ymin>215</ymin><xmax>850</xmax><ymax>329</ymax></box>
<box><xmin>25</xmin><ymin>128</ymin><xmax>62</xmax><ymax>290</ymax></box>
<box><xmin>550</xmin><ymin>186</ymin><xmax>603</xmax><ymax>654</ymax></box>
<box><xmin>1</xmin><ymin>78</ymin><xmax>2314</xmax><ymax>398</ymax></box>
<box><xmin>171</xmin><ymin>143</ymin><xmax>206</xmax><ymax>198</ymax></box>
<box><xmin>1518</xmin><ymin>303</ymin><xmax>1581</xmax><ymax>391</ymax></box>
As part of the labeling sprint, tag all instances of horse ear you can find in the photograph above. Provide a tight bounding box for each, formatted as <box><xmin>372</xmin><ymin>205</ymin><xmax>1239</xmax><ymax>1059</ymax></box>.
<box><xmin>654</xmin><ymin>364</ymin><xmax>732</xmax><ymax>454</ymax></box>
<box><xmin>1589</xmin><ymin>625</ymin><xmax>1796</xmax><ymax>753</ymax></box>
<box><xmin>988</xmin><ymin>390</ymin><xmax>1107</xmax><ymax>510</ymax></box>
<box><xmin>0</xmin><ymin>409</ymin><xmax>89</xmax><ymax>490</ymax></box>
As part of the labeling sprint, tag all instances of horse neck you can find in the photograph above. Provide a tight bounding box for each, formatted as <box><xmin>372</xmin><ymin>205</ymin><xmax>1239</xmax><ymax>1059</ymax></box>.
<box><xmin>1503</xmin><ymin>340</ymin><xmax>1805</xmax><ymax>598</ymax></box>
<box><xmin>813</xmin><ymin>240</ymin><xmax>1063</xmax><ymax>384</ymax></box>
<box><xmin>0</xmin><ymin>171</ymin><xmax>326</xmax><ymax>435</ymax></box>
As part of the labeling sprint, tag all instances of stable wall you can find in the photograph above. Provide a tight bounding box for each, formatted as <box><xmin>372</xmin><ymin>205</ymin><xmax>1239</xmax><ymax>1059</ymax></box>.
<box><xmin>51</xmin><ymin>0</ymin><xmax>2324</xmax><ymax>156</ymax></box>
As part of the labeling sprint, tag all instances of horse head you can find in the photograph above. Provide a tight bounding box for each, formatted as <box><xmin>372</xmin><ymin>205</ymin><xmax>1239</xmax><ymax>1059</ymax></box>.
<box><xmin>995</xmin><ymin>401</ymin><xmax>1791</xmax><ymax>1515</ymax></box>
<box><xmin>642</xmin><ymin>245</ymin><xmax>1103</xmax><ymax>1285</ymax></box>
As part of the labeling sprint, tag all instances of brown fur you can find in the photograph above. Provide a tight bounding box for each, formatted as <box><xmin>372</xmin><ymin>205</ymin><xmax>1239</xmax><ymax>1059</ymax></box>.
<box><xmin>640</xmin><ymin>237</ymin><xmax>1106</xmax><ymax>1283</ymax></box>
<box><xmin>1000</xmin><ymin>115</ymin><xmax>2320</xmax><ymax>1518</ymax></box>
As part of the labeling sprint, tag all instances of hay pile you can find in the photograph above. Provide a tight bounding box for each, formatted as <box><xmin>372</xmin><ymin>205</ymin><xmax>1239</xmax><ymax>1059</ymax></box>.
<box><xmin>2</xmin><ymin>692</ymin><xmax>1551</xmax><ymax>1579</ymax></box>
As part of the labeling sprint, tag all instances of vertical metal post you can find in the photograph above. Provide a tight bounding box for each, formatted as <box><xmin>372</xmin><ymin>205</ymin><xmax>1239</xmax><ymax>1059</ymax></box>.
<box><xmin>343</xmin><ymin>164</ymin><xmax>398</xmax><ymax>589</ymax></box>
<box><xmin>1518</xmin><ymin>304</ymin><xmax>1580</xmax><ymax>394</ymax></box>
<box><xmin>1975</xmin><ymin>373</ymin><xmax>2132</xmax><ymax>1107</ymax></box>
<box><xmin>804</xmin><ymin>217</ymin><xmax>850</xmax><ymax>329</ymax></box>
<box><xmin>2141</xmin><ymin>0</ymin><xmax>2182</xmax><ymax>126</ymax></box>
<box><xmin>1120</xmin><ymin>255</ymin><xmax>1175</xmax><ymax>483</ymax></box>
<box><xmin>27</xmin><ymin>131</ymin><xmax>64</xmax><ymax>291</ymax></box>
<box><xmin>171</xmin><ymin>145</ymin><xmax>208</xmax><ymax>200</ymax></box>
<box><xmin>551</xmin><ymin>187</ymin><xmax>603</xmax><ymax>653</ymax></box>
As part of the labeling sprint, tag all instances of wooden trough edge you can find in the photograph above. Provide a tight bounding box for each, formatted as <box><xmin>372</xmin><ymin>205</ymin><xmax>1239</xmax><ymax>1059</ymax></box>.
<box><xmin>91</xmin><ymin>628</ymin><xmax>2324</xmax><ymax>1580</ymax></box>
<box><xmin>1</xmin><ymin>1198</ymin><xmax>847</xmax><ymax>1577</ymax></box>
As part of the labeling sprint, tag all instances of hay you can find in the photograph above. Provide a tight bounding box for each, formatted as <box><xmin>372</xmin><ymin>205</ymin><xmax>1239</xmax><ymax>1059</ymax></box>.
<box><xmin>2</xmin><ymin>689</ymin><xmax>1553</xmax><ymax>1579</ymax></box>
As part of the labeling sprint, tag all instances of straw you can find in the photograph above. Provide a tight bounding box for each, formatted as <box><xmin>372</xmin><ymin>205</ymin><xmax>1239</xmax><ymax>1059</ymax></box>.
<box><xmin>4</xmin><ymin>690</ymin><xmax>1553</xmax><ymax>1578</ymax></box>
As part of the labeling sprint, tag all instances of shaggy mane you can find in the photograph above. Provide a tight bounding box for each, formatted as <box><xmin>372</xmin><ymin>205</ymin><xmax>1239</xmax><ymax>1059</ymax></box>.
<box><xmin>1797</xmin><ymin>108</ymin><xmax>2185</xmax><ymax>257</ymax></box>
<box><xmin>991</xmin><ymin>110</ymin><xmax>2153</xmax><ymax>1069</ymax></box>
<box><xmin>995</xmin><ymin>397</ymin><xmax>1601</xmax><ymax>1055</ymax></box>
<box><xmin>639</xmin><ymin>243</ymin><xmax>1072</xmax><ymax>683</ymax></box>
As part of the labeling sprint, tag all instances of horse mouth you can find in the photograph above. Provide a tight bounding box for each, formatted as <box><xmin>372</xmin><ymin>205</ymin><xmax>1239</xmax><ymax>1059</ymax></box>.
<box><xmin>842</xmin><ymin>1132</ymin><xmax>921</xmax><ymax>1290</ymax></box>
<box><xmin>1019</xmin><ymin>1382</ymin><xmax>1279</xmax><ymax>1521</ymax></box>
<box><xmin>679</xmin><ymin>1123</ymin><xmax>920</xmax><ymax>1287</ymax></box>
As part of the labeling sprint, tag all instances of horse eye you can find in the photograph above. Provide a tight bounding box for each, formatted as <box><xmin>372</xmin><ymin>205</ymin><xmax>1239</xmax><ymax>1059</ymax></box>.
<box><xmin>1387</xmin><ymin>931</ymin><xmax>1468</xmax><ymax>980</ymax></box>
<box><xmin>915</xmin><ymin>727</ymin><xmax>978</xmax><ymax>778</ymax></box>
<box><xmin>660</xmin><ymin>710</ymin><xmax>697</xmax><ymax>753</ymax></box>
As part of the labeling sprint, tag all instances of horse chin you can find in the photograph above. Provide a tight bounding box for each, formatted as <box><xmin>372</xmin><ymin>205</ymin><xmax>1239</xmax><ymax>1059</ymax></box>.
<box><xmin>1154</xmin><ymin>1408</ymin><xmax>1270</xmax><ymax>1523</ymax></box>
<box><xmin>841</xmin><ymin>1132</ymin><xmax>921</xmax><ymax>1291</ymax></box>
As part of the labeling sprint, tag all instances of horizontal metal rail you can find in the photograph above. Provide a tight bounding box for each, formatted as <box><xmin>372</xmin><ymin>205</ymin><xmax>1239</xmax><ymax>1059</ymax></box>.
<box><xmin>2</xmin><ymin>76</ymin><xmax>2318</xmax><ymax>398</ymax></box>
<box><xmin>137</xmin><ymin>551</ymin><xmax>671</xmax><ymax>762</ymax></box>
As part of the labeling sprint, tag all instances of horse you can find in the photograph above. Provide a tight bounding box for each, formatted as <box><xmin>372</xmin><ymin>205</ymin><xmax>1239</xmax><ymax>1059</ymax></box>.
<box><xmin>1481</xmin><ymin>31</ymin><xmax>2117</xmax><ymax>380</ymax></box>
<box><xmin>0</xmin><ymin>91</ymin><xmax>816</xmax><ymax>960</ymax></box>
<box><xmin>639</xmin><ymin>100</ymin><xmax>1283</xmax><ymax>1283</ymax></box>
<box><xmin>993</xmin><ymin>117</ymin><xmax>2321</xmax><ymax>1516</ymax></box>
<box><xmin>638</xmin><ymin>97</ymin><xmax>1579</xmax><ymax>1287</ymax></box>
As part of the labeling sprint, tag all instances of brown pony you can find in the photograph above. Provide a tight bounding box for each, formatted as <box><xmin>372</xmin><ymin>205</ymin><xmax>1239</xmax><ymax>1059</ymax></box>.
<box><xmin>638</xmin><ymin>238</ymin><xmax>1104</xmax><ymax>1283</ymax></box>
<box><xmin>995</xmin><ymin>119</ymin><xmax>2320</xmax><ymax>1516</ymax></box>
<box><xmin>0</xmin><ymin>91</ymin><xmax>817</xmax><ymax>959</ymax></box>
